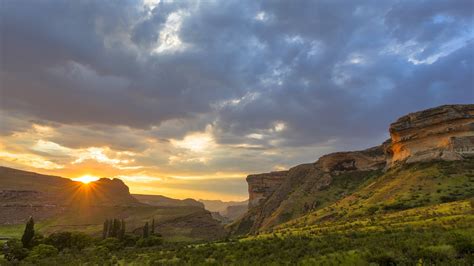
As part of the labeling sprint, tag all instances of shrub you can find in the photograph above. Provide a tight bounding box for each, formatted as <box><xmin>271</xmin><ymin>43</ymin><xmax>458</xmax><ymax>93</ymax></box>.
<box><xmin>440</xmin><ymin>195</ymin><xmax>458</xmax><ymax>203</ymax></box>
<box><xmin>121</xmin><ymin>233</ymin><xmax>140</xmax><ymax>247</ymax></box>
<box><xmin>366</xmin><ymin>253</ymin><xmax>398</xmax><ymax>266</ymax></box>
<box><xmin>99</xmin><ymin>237</ymin><xmax>123</xmax><ymax>251</ymax></box>
<box><xmin>45</xmin><ymin>231</ymin><xmax>93</xmax><ymax>251</ymax></box>
<box><xmin>383</xmin><ymin>202</ymin><xmax>412</xmax><ymax>211</ymax></box>
<box><xmin>2</xmin><ymin>239</ymin><xmax>29</xmax><ymax>261</ymax></box>
<box><xmin>29</xmin><ymin>244</ymin><xmax>58</xmax><ymax>260</ymax></box>
<box><xmin>366</xmin><ymin>206</ymin><xmax>379</xmax><ymax>215</ymax></box>
<box><xmin>450</xmin><ymin>234</ymin><xmax>474</xmax><ymax>255</ymax></box>
<box><xmin>420</xmin><ymin>245</ymin><xmax>456</xmax><ymax>262</ymax></box>
<box><xmin>136</xmin><ymin>236</ymin><xmax>163</xmax><ymax>247</ymax></box>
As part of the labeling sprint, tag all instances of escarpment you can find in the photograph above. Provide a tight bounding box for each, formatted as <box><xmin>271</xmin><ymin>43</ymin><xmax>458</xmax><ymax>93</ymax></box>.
<box><xmin>232</xmin><ymin>104</ymin><xmax>474</xmax><ymax>235</ymax></box>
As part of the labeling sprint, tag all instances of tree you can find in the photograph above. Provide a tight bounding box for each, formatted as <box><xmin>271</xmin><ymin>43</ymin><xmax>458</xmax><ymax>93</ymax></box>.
<box><xmin>118</xmin><ymin>219</ymin><xmax>125</xmax><ymax>240</ymax></box>
<box><xmin>21</xmin><ymin>216</ymin><xmax>35</xmax><ymax>248</ymax></box>
<box><xmin>143</xmin><ymin>222</ymin><xmax>149</xmax><ymax>238</ymax></box>
<box><xmin>151</xmin><ymin>218</ymin><xmax>155</xmax><ymax>235</ymax></box>
<box><xmin>107</xmin><ymin>219</ymin><xmax>113</xmax><ymax>238</ymax></box>
<box><xmin>102</xmin><ymin>219</ymin><xmax>109</xmax><ymax>239</ymax></box>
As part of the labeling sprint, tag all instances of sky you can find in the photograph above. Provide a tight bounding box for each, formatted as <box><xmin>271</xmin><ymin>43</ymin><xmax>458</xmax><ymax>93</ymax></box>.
<box><xmin>0</xmin><ymin>0</ymin><xmax>473</xmax><ymax>201</ymax></box>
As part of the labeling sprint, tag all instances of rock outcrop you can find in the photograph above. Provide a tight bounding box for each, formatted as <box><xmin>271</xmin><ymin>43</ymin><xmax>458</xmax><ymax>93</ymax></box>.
<box><xmin>317</xmin><ymin>145</ymin><xmax>387</xmax><ymax>173</ymax></box>
<box><xmin>386</xmin><ymin>104</ymin><xmax>474</xmax><ymax>168</ymax></box>
<box><xmin>233</xmin><ymin>104</ymin><xmax>474</xmax><ymax>234</ymax></box>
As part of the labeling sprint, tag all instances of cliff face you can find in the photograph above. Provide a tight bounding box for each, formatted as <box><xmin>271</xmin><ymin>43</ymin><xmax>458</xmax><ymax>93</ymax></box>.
<box><xmin>247</xmin><ymin>171</ymin><xmax>288</xmax><ymax>208</ymax></box>
<box><xmin>386</xmin><ymin>104</ymin><xmax>474</xmax><ymax>167</ymax></box>
<box><xmin>233</xmin><ymin>104</ymin><xmax>474</xmax><ymax>234</ymax></box>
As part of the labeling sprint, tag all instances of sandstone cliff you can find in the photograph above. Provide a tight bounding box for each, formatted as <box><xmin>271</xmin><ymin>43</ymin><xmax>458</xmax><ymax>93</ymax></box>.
<box><xmin>231</xmin><ymin>104</ymin><xmax>474</xmax><ymax>234</ymax></box>
<box><xmin>247</xmin><ymin>171</ymin><xmax>287</xmax><ymax>208</ymax></box>
<box><xmin>386</xmin><ymin>104</ymin><xmax>474</xmax><ymax>167</ymax></box>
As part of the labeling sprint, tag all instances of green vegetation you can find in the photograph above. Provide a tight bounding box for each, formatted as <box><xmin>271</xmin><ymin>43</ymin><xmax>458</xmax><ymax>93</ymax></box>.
<box><xmin>1</xmin><ymin>217</ymin><xmax>164</xmax><ymax>264</ymax></box>
<box><xmin>1</xmin><ymin>159</ymin><xmax>473</xmax><ymax>265</ymax></box>
<box><xmin>1</xmin><ymin>201</ymin><xmax>473</xmax><ymax>265</ymax></box>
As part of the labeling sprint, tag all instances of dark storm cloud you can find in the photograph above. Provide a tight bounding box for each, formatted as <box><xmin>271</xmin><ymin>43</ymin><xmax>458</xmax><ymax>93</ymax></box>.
<box><xmin>1</xmin><ymin>0</ymin><xmax>473</xmax><ymax>151</ymax></box>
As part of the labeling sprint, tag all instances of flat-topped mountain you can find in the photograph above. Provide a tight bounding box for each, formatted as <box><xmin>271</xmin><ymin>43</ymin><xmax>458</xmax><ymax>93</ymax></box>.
<box><xmin>230</xmin><ymin>104</ymin><xmax>474</xmax><ymax>234</ymax></box>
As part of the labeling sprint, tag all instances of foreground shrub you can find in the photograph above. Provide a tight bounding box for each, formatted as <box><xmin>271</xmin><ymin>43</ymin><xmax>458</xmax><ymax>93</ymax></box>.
<box><xmin>136</xmin><ymin>236</ymin><xmax>163</xmax><ymax>247</ymax></box>
<box><xmin>99</xmin><ymin>237</ymin><xmax>123</xmax><ymax>251</ymax></box>
<box><xmin>45</xmin><ymin>231</ymin><xmax>94</xmax><ymax>251</ymax></box>
<box><xmin>1</xmin><ymin>239</ymin><xmax>29</xmax><ymax>261</ymax></box>
<box><xmin>28</xmin><ymin>244</ymin><xmax>58</xmax><ymax>260</ymax></box>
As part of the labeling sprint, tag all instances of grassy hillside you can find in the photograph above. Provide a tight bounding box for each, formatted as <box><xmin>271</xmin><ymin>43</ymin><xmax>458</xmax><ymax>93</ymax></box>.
<box><xmin>231</xmin><ymin>158</ymin><xmax>474</xmax><ymax>234</ymax></box>
<box><xmin>281</xmin><ymin>158</ymin><xmax>474</xmax><ymax>230</ymax></box>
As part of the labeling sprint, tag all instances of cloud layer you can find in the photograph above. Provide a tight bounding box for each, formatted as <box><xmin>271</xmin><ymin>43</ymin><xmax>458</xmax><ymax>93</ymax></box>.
<box><xmin>1</xmin><ymin>0</ymin><xmax>473</xmax><ymax>200</ymax></box>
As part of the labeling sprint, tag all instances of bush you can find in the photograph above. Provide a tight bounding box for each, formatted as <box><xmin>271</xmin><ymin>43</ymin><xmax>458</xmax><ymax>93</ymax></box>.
<box><xmin>366</xmin><ymin>253</ymin><xmax>398</xmax><ymax>266</ymax></box>
<box><xmin>121</xmin><ymin>233</ymin><xmax>140</xmax><ymax>247</ymax></box>
<box><xmin>450</xmin><ymin>234</ymin><xmax>474</xmax><ymax>255</ymax></box>
<box><xmin>45</xmin><ymin>231</ymin><xmax>94</xmax><ymax>251</ymax></box>
<box><xmin>99</xmin><ymin>237</ymin><xmax>123</xmax><ymax>251</ymax></box>
<box><xmin>366</xmin><ymin>206</ymin><xmax>379</xmax><ymax>215</ymax></box>
<box><xmin>440</xmin><ymin>195</ymin><xmax>458</xmax><ymax>203</ymax></box>
<box><xmin>28</xmin><ymin>244</ymin><xmax>58</xmax><ymax>260</ymax></box>
<box><xmin>136</xmin><ymin>236</ymin><xmax>163</xmax><ymax>247</ymax></box>
<box><xmin>420</xmin><ymin>245</ymin><xmax>456</xmax><ymax>262</ymax></box>
<box><xmin>83</xmin><ymin>245</ymin><xmax>110</xmax><ymax>259</ymax></box>
<box><xmin>383</xmin><ymin>202</ymin><xmax>412</xmax><ymax>211</ymax></box>
<box><xmin>2</xmin><ymin>239</ymin><xmax>29</xmax><ymax>261</ymax></box>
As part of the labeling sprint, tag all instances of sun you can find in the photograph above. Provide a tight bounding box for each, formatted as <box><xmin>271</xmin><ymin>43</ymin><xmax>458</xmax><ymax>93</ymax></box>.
<box><xmin>72</xmin><ymin>175</ymin><xmax>100</xmax><ymax>184</ymax></box>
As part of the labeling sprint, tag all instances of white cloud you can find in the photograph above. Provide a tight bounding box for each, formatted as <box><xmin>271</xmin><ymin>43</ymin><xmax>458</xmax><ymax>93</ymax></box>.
<box><xmin>153</xmin><ymin>10</ymin><xmax>190</xmax><ymax>54</ymax></box>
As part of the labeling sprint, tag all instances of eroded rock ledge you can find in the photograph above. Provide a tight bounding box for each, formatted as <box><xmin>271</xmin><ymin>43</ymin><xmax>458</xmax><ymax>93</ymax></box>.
<box><xmin>385</xmin><ymin>104</ymin><xmax>474</xmax><ymax>167</ymax></box>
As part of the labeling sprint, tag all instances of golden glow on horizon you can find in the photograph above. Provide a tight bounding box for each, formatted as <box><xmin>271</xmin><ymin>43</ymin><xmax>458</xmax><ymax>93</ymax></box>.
<box><xmin>72</xmin><ymin>175</ymin><xmax>100</xmax><ymax>184</ymax></box>
<box><xmin>0</xmin><ymin>126</ymin><xmax>250</xmax><ymax>201</ymax></box>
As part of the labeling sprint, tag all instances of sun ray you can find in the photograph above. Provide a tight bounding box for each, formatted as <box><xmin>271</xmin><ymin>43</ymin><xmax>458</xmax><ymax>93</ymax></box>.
<box><xmin>72</xmin><ymin>175</ymin><xmax>100</xmax><ymax>184</ymax></box>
